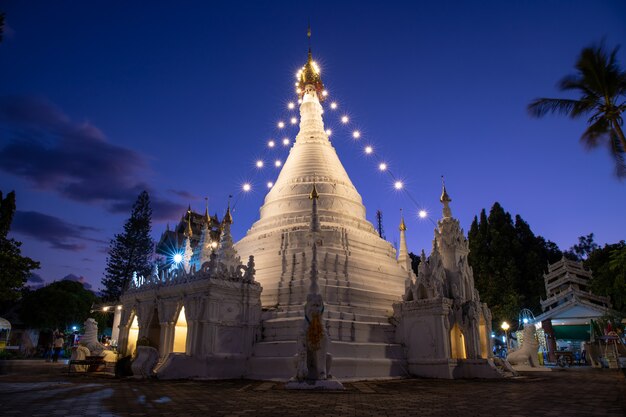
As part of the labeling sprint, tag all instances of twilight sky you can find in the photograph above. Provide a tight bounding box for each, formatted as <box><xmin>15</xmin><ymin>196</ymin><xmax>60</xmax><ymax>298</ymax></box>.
<box><xmin>1</xmin><ymin>1</ymin><xmax>625</xmax><ymax>292</ymax></box>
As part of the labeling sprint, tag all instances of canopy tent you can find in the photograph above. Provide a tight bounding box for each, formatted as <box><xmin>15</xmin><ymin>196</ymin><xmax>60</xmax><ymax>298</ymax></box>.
<box><xmin>553</xmin><ymin>324</ymin><xmax>591</xmax><ymax>341</ymax></box>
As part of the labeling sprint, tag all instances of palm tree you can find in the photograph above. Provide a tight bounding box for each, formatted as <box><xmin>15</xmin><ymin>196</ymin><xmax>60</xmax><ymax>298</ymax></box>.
<box><xmin>528</xmin><ymin>43</ymin><xmax>626</xmax><ymax>177</ymax></box>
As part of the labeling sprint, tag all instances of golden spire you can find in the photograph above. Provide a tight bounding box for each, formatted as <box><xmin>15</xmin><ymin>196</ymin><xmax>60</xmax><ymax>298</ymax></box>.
<box><xmin>399</xmin><ymin>208</ymin><xmax>406</xmax><ymax>231</ymax></box>
<box><xmin>440</xmin><ymin>176</ymin><xmax>451</xmax><ymax>204</ymax></box>
<box><xmin>309</xmin><ymin>183</ymin><xmax>319</xmax><ymax>200</ymax></box>
<box><xmin>296</xmin><ymin>25</ymin><xmax>325</xmax><ymax>102</ymax></box>
<box><xmin>185</xmin><ymin>208</ymin><xmax>193</xmax><ymax>237</ymax></box>
<box><xmin>223</xmin><ymin>200</ymin><xmax>233</xmax><ymax>225</ymax></box>
<box><xmin>204</xmin><ymin>197</ymin><xmax>211</xmax><ymax>226</ymax></box>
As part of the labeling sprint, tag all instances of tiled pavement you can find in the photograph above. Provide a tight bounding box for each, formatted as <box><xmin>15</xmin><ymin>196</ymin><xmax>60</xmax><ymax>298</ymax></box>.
<box><xmin>0</xmin><ymin>361</ymin><xmax>624</xmax><ymax>416</ymax></box>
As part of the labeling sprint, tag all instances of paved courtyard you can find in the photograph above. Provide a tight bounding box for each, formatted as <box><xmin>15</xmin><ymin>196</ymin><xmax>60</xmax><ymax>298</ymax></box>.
<box><xmin>0</xmin><ymin>361</ymin><xmax>624</xmax><ymax>416</ymax></box>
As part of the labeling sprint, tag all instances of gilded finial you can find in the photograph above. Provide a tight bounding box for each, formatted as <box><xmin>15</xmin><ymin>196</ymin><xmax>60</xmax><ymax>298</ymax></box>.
<box><xmin>399</xmin><ymin>208</ymin><xmax>406</xmax><ymax>231</ymax></box>
<box><xmin>440</xmin><ymin>176</ymin><xmax>451</xmax><ymax>203</ymax></box>
<box><xmin>185</xmin><ymin>208</ymin><xmax>193</xmax><ymax>237</ymax></box>
<box><xmin>204</xmin><ymin>197</ymin><xmax>211</xmax><ymax>226</ymax></box>
<box><xmin>296</xmin><ymin>25</ymin><xmax>325</xmax><ymax>102</ymax></box>
<box><xmin>223</xmin><ymin>197</ymin><xmax>233</xmax><ymax>225</ymax></box>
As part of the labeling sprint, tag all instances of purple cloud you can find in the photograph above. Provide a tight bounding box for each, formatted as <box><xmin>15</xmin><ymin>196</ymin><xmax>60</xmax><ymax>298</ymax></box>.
<box><xmin>12</xmin><ymin>210</ymin><xmax>103</xmax><ymax>251</ymax></box>
<box><xmin>62</xmin><ymin>273</ymin><xmax>92</xmax><ymax>290</ymax></box>
<box><xmin>0</xmin><ymin>96</ymin><xmax>184</xmax><ymax>220</ymax></box>
<box><xmin>168</xmin><ymin>189</ymin><xmax>201</xmax><ymax>201</ymax></box>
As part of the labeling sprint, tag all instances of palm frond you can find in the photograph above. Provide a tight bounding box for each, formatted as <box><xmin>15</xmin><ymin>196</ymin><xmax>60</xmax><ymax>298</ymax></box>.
<box><xmin>527</xmin><ymin>98</ymin><xmax>587</xmax><ymax>118</ymax></box>
<box><xmin>608</xmin><ymin>130</ymin><xmax>626</xmax><ymax>179</ymax></box>
<box><xmin>581</xmin><ymin>117</ymin><xmax>610</xmax><ymax>149</ymax></box>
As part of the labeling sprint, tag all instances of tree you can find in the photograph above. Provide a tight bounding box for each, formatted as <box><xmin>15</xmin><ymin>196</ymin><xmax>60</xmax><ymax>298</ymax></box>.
<box><xmin>101</xmin><ymin>191</ymin><xmax>154</xmax><ymax>301</ymax></box>
<box><xmin>585</xmin><ymin>241</ymin><xmax>626</xmax><ymax>313</ymax></box>
<box><xmin>528</xmin><ymin>43</ymin><xmax>626</xmax><ymax>177</ymax></box>
<box><xmin>0</xmin><ymin>191</ymin><xmax>40</xmax><ymax>307</ymax></box>
<box><xmin>467</xmin><ymin>202</ymin><xmax>563</xmax><ymax>325</ymax></box>
<box><xmin>20</xmin><ymin>280</ymin><xmax>97</xmax><ymax>330</ymax></box>
<box><xmin>565</xmin><ymin>233</ymin><xmax>600</xmax><ymax>261</ymax></box>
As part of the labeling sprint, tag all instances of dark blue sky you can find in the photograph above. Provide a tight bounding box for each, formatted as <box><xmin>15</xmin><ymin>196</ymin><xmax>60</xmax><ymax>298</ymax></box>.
<box><xmin>1</xmin><ymin>1</ymin><xmax>625</xmax><ymax>291</ymax></box>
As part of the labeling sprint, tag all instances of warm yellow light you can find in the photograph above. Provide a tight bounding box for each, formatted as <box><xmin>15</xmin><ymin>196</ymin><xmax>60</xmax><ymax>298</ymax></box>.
<box><xmin>326</xmin><ymin>129</ymin><xmax>332</xmax><ymax>136</ymax></box>
<box><xmin>210</xmin><ymin>241</ymin><xmax>218</xmax><ymax>249</ymax></box>
<box><xmin>288</xmin><ymin>102</ymin><xmax>295</xmax><ymax>109</ymax></box>
<box><xmin>117</xmin><ymin>305</ymin><xmax>122</xmax><ymax>310</ymax></box>
<box><xmin>297</xmin><ymin>99</ymin><xmax>303</xmax><ymax>104</ymax></box>
<box><xmin>102</xmin><ymin>306</ymin><xmax>110</xmax><ymax>312</ymax></box>
<box><xmin>290</xmin><ymin>117</ymin><xmax>297</xmax><ymax>125</ymax></box>
<box><xmin>352</xmin><ymin>130</ymin><xmax>361</xmax><ymax>139</ymax></box>
<box><xmin>330</xmin><ymin>102</ymin><xmax>338</xmax><ymax>109</ymax></box>
<box><xmin>242</xmin><ymin>183</ymin><xmax>251</xmax><ymax>192</ymax></box>
<box><xmin>267</xmin><ymin>181</ymin><xmax>274</xmax><ymax>188</ymax></box>
<box><xmin>322</xmin><ymin>90</ymin><xmax>328</xmax><ymax>97</ymax></box>
<box><xmin>268</xmin><ymin>140</ymin><xmax>275</xmax><ymax>148</ymax></box>
<box><xmin>379</xmin><ymin>163</ymin><xmax>387</xmax><ymax>171</ymax></box>
<box><xmin>294</xmin><ymin>82</ymin><xmax>299</xmax><ymax>87</ymax></box>
<box><xmin>282</xmin><ymin>138</ymin><xmax>290</xmax><ymax>146</ymax></box>
<box><xmin>364</xmin><ymin>145</ymin><xmax>373</xmax><ymax>154</ymax></box>
<box><xmin>394</xmin><ymin>181</ymin><xmax>403</xmax><ymax>190</ymax></box>
<box><xmin>275</xmin><ymin>160</ymin><xmax>282</xmax><ymax>167</ymax></box>
<box><xmin>341</xmin><ymin>115</ymin><xmax>349</xmax><ymax>124</ymax></box>
<box><xmin>296</xmin><ymin>88</ymin><xmax>301</xmax><ymax>94</ymax></box>
<box><xmin>256</xmin><ymin>160</ymin><xmax>264</xmax><ymax>168</ymax></box>
<box><xmin>501</xmin><ymin>322</ymin><xmax>510</xmax><ymax>331</ymax></box>
<box><xmin>277</xmin><ymin>121</ymin><xmax>285</xmax><ymax>129</ymax></box>
<box><xmin>418</xmin><ymin>210</ymin><xmax>428</xmax><ymax>219</ymax></box>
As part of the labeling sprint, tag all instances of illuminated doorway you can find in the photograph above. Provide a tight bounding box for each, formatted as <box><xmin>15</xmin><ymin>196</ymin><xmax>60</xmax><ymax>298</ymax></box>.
<box><xmin>479</xmin><ymin>317</ymin><xmax>489</xmax><ymax>358</ymax></box>
<box><xmin>450</xmin><ymin>323</ymin><xmax>467</xmax><ymax>359</ymax></box>
<box><xmin>127</xmin><ymin>315</ymin><xmax>139</xmax><ymax>356</ymax></box>
<box><xmin>172</xmin><ymin>306</ymin><xmax>188</xmax><ymax>353</ymax></box>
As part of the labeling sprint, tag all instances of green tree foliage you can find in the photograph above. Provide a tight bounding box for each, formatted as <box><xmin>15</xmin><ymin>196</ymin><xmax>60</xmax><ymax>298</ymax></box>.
<box><xmin>564</xmin><ymin>233</ymin><xmax>600</xmax><ymax>261</ymax></box>
<box><xmin>528</xmin><ymin>43</ymin><xmax>626</xmax><ymax>177</ymax></box>
<box><xmin>101</xmin><ymin>191</ymin><xmax>154</xmax><ymax>301</ymax></box>
<box><xmin>19</xmin><ymin>280</ymin><xmax>97</xmax><ymax>330</ymax></box>
<box><xmin>585</xmin><ymin>241</ymin><xmax>626</xmax><ymax>313</ymax></box>
<box><xmin>0</xmin><ymin>191</ymin><xmax>40</xmax><ymax>307</ymax></box>
<box><xmin>467</xmin><ymin>202</ymin><xmax>562</xmax><ymax>324</ymax></box>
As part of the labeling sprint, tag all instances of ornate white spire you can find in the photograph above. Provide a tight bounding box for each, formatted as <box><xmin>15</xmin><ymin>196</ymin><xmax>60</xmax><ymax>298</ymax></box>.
<box><xmin>182</xmin><ymin>236</ymin><xmax>193</xmax><ymax>273</ymax></box>
<box><xmin>397</xmin><ymin>209</ymin><xmax>410</xmax><ymax>272</ymax></box>
<box><xmin>217</xmin><ymin>202</ymin><xmax>240</xmax><ymax>273</ymax></box>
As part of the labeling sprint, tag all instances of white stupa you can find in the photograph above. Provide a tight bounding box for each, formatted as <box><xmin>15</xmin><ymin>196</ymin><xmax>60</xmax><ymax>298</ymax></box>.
<box><xmin>235</xmin><ymin>44</ymin><xmax>413</xmax><ymax>378</ymax></box>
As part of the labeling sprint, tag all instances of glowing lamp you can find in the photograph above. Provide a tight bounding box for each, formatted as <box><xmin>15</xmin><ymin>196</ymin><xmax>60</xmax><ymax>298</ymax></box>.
<box><xmin>290</xmin><ymin>117</ymin><xmax>297</xmax><ymax>125</ymax></box>
<box><xmin>282</xmin><ymin>138</ymin><xmax>290</xmax><ymax>146</ymax></box>
<box><xmin>297</xmin><ymin>99</ymin><xmax>303</xmax><ymax>104</ymax></box>
<box><xmin>173</xmin><ymin>253</ymin><xmax>183</xmax><ymax>264</ymax></box>
<box><xmin>288</xmin><ymin>102</ymin><xmax>295</xmax><ymax>109</ymax></box>
<box><xmin>275</xmin><ymin>160</ymin><xmax>282</xmax><ymax>167</ymax></box>
<box><xmin>394</xmin><ymin>181</ymin><xmax>403</xmax><ymax>190</ymax></box>
<box><xmin>72</xmin><ymin>326</ymin><xmax>77</xmax><ymax>331</ymax></box>
<box><xmin>501</xmin><ymin>322</ymin><xmax>510</xmax><ymax>331</ymax></box>
<box><xmin>267</xmin><ymin>181</ymin><xmax>274</xmax><ymax>188</ymax></box>
<box><xmin>378</xmin><ymin>163</ymin><xmax>387</xmax><ymax>171</ymax></box>
<box><xmin>322</xmin><ymin>90</ymin><xmax>328</xmax><ymax>97</ymax></box>
<box><xmin>242</xmin><ymin>183</ymin><xmax>251</xmax><ymax>192</ymax></box>
<box><xmin>418</xmin><ymin>210</ymin><xmax>428</xmax><ymax>219</ymax></box>
<box><xmin>330</xmin><ymin>102</ymin><xmax>338</xmax><ymax>109</ymax></box>
<box><xmin>341</xmin><ymin>115</ymin><xmax>349</xmax><ymax>124</ymax></box>
<box><xmin>523</xmin><ymin>318</ymin><xmax>529</xmax><ymax>324</ymax></box>
<box><xmin>102</xmin><ymin>306</ymin><xmax>110</xmax><ymax>312</ymax></box>
<box><xmin>268</xmin><ymin>140</ymin><xmax>275</xmax><ymax>148</ymax></box>
<box><xmin>210</xmin><ymin>241</ymin><xmax>218</xmax><ymax>249</ymax></box>
<box><xmin>256</xmin><ymin>160</ymin><xmax>264</xmax><ymax>168</ymax></box>
<box><xmin>326</xmin><ymin>129</ymin><xmax>332</xmax><ymax>136</ymax></box>
<box><xmin>364</xmin><ymin>146</ymin><xmax>373</xmax><ymax>154</ymax></box>
<box><xmin>117</xmin><ymin>305</ymin><xmax>122</xmax><ymax>310</ymax></box>
<box><xmin>277</xmin><ymin>121</ymin><xmax>285</xmax><ymax>129</ymax></box>
<box><xmin>352</xmin><ymin>130</ymin><xmax>361</xmax><ymax>139</ymax></box>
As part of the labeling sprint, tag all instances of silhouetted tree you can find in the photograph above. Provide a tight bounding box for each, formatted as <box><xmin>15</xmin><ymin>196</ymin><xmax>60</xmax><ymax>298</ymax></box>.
<box><xmin>528</xmin><ymin>42</ymin><xmax>626</xmax><ymax>177</ymax></box>
<box><xmin>585</xmin><ymin>241</ymin><xmax>626</xmax><ymax>313</ymax></box>
<box><xmin>0</xmin><ymin>190</ymin><xmax>40</xmax><ymax>307</ymax></box>
<box><xmin>468</xmin><ymin>202</ymin><xmax>562</xmax><ymax>324</ymax></box>
<box><xmin>101</xmin><ymin>191</ymin><xmax>153</xmax><ymax>301</ymax></box>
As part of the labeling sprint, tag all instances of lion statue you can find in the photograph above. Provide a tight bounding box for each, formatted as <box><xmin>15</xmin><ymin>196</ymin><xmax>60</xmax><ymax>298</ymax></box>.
<box><xmin>507</xmin><ymin>325</ymin><xmax>540</xmax><ymax>367</ymax></box>
<box><xmin>81</xmin><ymin>318</ymin><xmax>117</xmax><ymax>362</ymax></box>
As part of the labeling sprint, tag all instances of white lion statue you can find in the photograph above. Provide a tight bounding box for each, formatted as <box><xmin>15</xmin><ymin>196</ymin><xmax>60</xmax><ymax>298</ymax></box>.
<box><xmin>82</xmin><ymin>318</ymin><xmax>117</xmax><ymax>362</ymax></box>
<box><xmin>507</xmin><ymin>325</ymin><xmax>540</xmax><ymax>367</ymax></box>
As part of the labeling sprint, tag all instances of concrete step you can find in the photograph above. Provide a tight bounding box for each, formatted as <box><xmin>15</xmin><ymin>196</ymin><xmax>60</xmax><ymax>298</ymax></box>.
<box><xmin>252</xmin><ymin>340</ymin><xmax>405</xmax><ymax>359</ymax></box>
<box><xmin>261</xmin><ymin>317</ymin><xmax>395</xmax><ymax>343</ymax></box>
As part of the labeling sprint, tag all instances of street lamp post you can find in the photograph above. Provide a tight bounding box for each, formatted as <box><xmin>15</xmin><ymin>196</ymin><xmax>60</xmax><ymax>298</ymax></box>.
<box><xmin>501</xmin><ymin>321</ymin><xmax>510</xmax><ymax>351</ymax></box>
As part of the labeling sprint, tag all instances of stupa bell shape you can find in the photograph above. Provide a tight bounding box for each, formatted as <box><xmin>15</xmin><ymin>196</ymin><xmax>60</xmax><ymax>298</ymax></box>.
<box><xmin>235</xmin><ymin>49</ymin><xmax>407</xmax><ymax>316</ymax></box>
